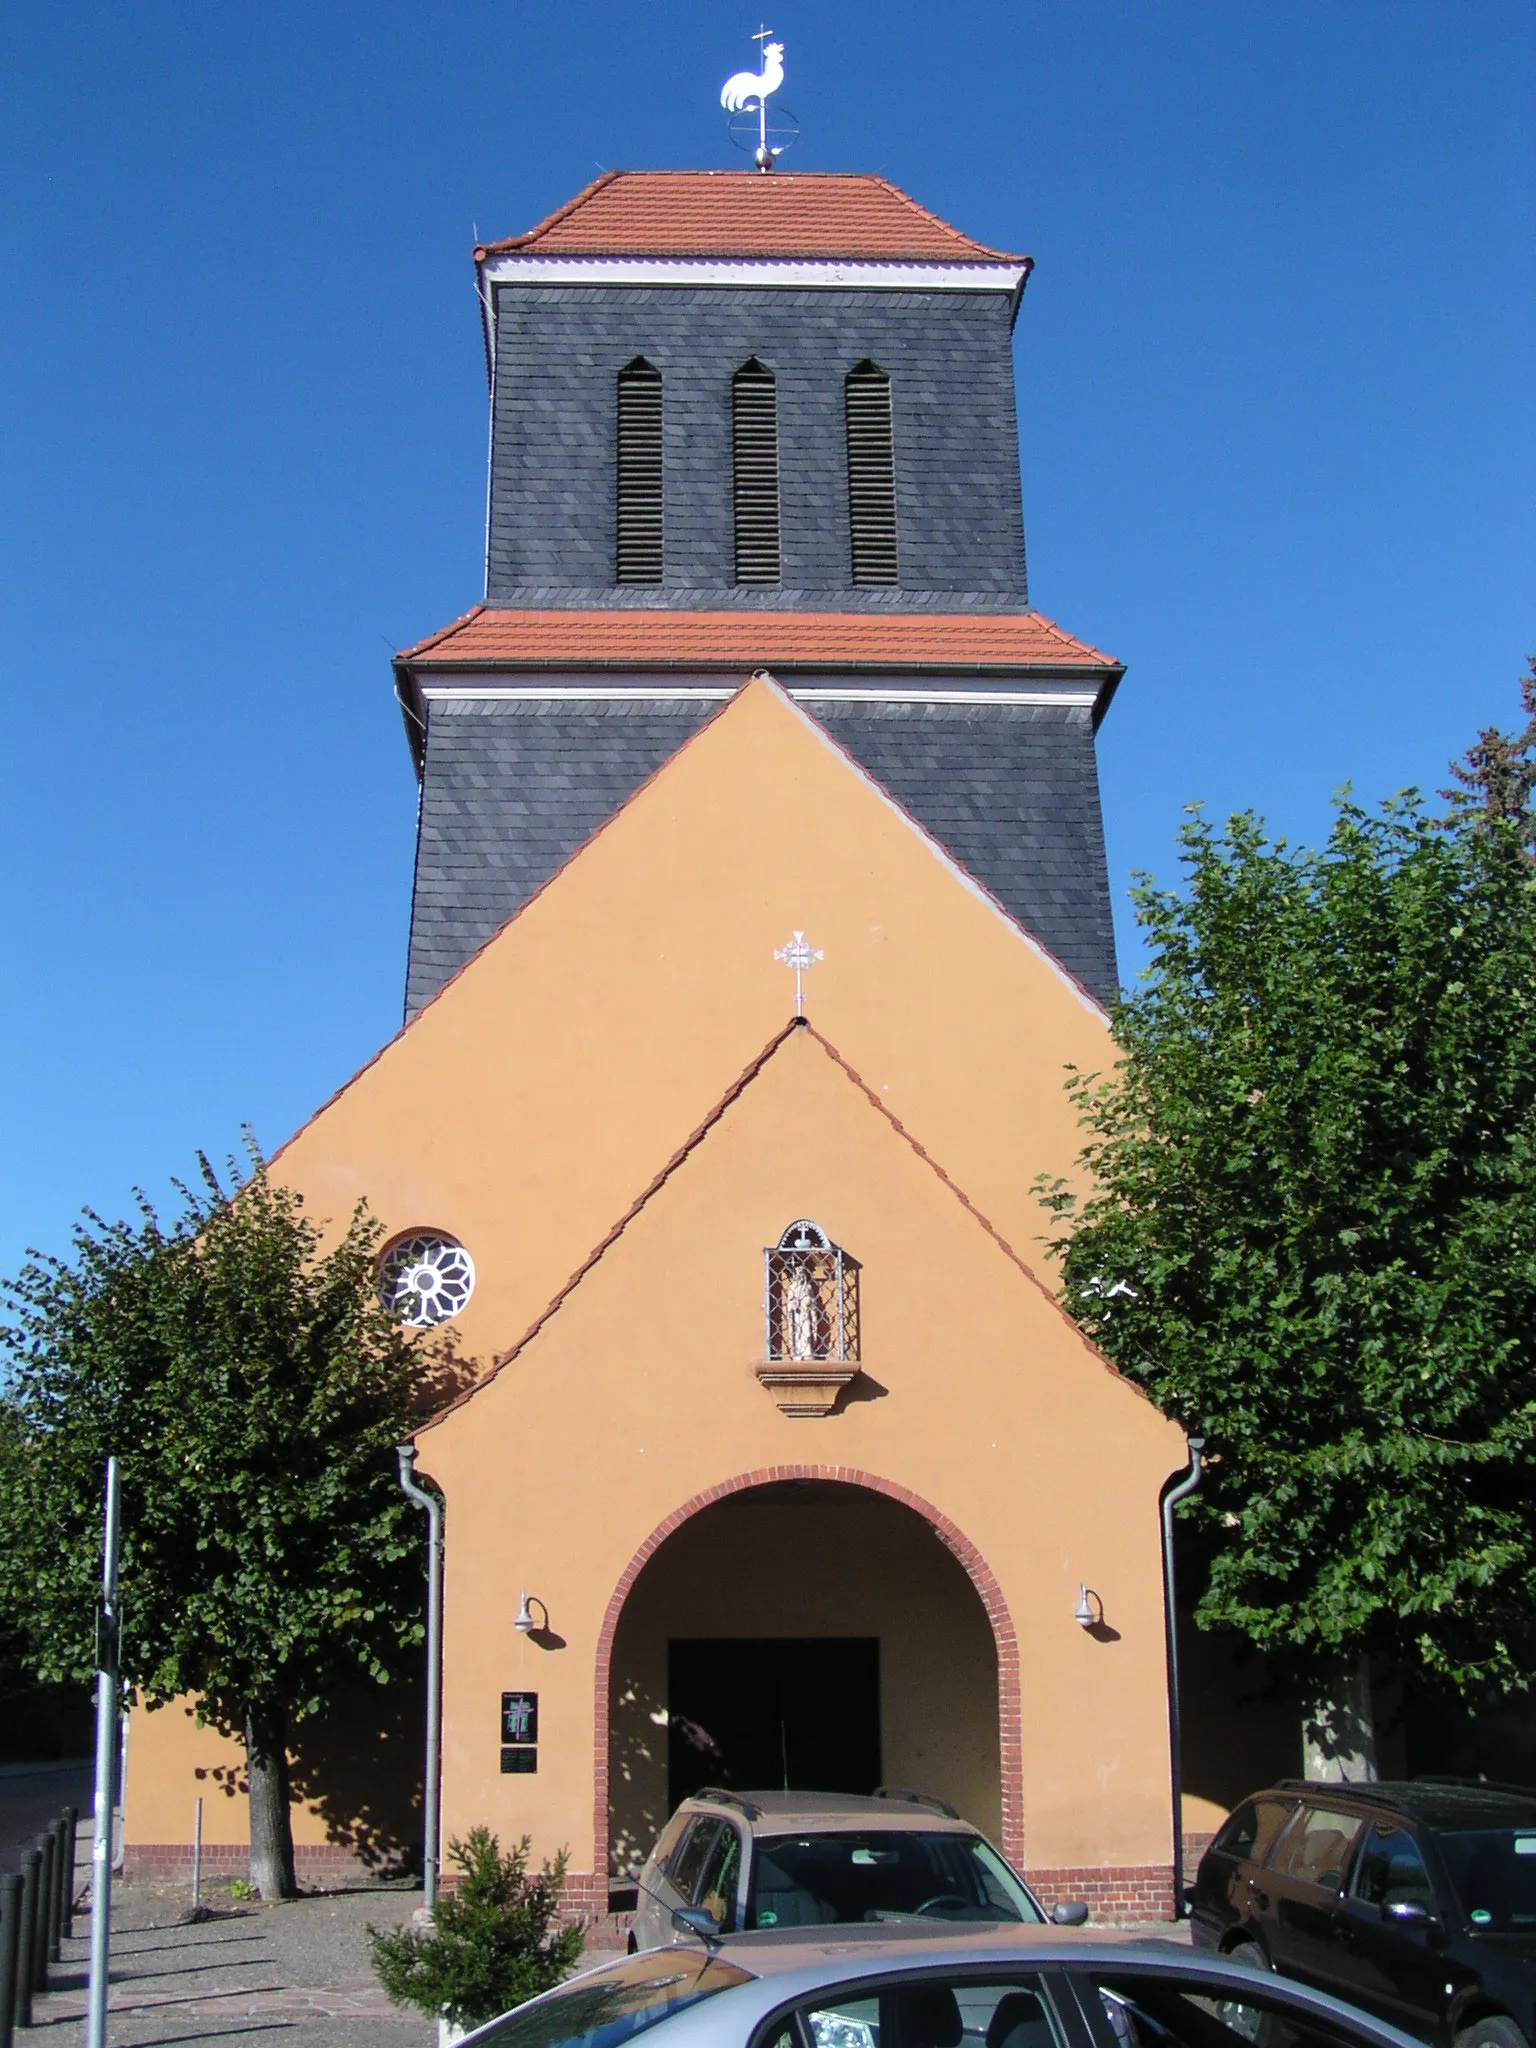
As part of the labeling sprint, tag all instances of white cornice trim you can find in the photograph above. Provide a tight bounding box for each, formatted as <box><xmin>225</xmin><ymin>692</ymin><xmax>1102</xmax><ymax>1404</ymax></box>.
<box><xmin>420</xmin><ymin>683</ymin><xmax>1096</xmax><ymax>708</ymax></box>
<box><xmin>481</xmin><ymin>254</ymin><xmax>1027</xmax><ymax>294</ymax></box>
<box><xmin>424</xmin><ymin>685</ymin><xmax>734</xmax><ymax>703</ymax></box>
<box><xmin>792</xmin><ymin>687</ymin><xmax>1094</xmax><ymax>707</ymax></box>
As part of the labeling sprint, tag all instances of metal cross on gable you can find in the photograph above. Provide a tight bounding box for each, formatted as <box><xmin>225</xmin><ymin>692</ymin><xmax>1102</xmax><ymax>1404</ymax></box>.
<box><xmin>774</xmin><ymin>930</ymin><xmax>824</xmax><ymax>1015</ymax></box>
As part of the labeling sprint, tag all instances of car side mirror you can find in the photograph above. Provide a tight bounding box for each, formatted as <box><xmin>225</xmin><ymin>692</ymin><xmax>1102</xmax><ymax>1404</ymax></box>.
<box><xmin>1383</xmin><ymin>1900</ymin><xmax>1437</xmax><ymax>1931</ymax></box>
<box><xmin>672</xmin><ymin>1906</ymin><xmax>723</xmax><ymax>1944</ymax></box>
<box><xmin>1051</xmin><ymin>1901</ymin><xmax>1090</xmax><ymax>1926</ymax></box>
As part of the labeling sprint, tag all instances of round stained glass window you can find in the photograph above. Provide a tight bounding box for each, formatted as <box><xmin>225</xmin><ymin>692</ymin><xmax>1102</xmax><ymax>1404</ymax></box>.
<box><xmin>378</xmin><ymin>1234</ymin><xmax>476</xmax><ymax>1327</ymax></box>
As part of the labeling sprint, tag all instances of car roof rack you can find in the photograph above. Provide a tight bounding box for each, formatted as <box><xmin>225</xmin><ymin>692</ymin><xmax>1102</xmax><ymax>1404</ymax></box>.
<box><xmin>1274</xmin><ymin>1780</ymin><xmax>1398</xmax><ymax>1797</ymax></box>
<box><xmin>1410</xmin><ymin>1775</ymin><xmax>1536</xmax><ymax>1799</ymax></box>
<box><xmin>873</xmin><ymin>1785</ymin><xmax>960</xmax><ymax>1819</ymax></box>
<box><xmin>1273</xmin><ymin>1776</ymin><xmax>1536</xmax><ymax>1807</ymax></box>
<box><xmin>694</xmin><ymin>1787</ymin><xmax>764</xmax><ymax>1820</ymax></box>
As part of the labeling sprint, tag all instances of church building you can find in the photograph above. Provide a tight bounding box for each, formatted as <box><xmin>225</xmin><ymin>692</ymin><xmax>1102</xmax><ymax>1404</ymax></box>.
<box><xmin>124</xmin><ymin>165</ymin><xmax>1198</xmax><ymax>1923</ymax></box>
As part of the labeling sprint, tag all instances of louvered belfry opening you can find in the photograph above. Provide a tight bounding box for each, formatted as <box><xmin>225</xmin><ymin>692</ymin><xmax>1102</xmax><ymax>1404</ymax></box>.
<box><xmin>732</xmin><ymin>358</ymin><xmax>781</xmax><ymax>584</ymax></box>
<box><xmin>615</xmin><ymin>357</ymin><xmax>663</xmax><ymax>583</ymax></box>
<box><xmin>844</xmin><ymin>361</ymin><xmax>898</xmax><ymax>585</ymax></box>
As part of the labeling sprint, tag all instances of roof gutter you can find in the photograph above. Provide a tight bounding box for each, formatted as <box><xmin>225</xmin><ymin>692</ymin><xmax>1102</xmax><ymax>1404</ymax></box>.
<box><xmin>393</xmin><ymin>659</ymin><xmax>429</xmax><ymax>779</ymax></box>
<box><xmin>473</xmin><ymin>246</ymin><xmax>495</xmax><ymax>394</ymax></box>
<box><xmin>1090</xmin><ymin>665</ymin><xmax>1126</xmax><ymax>732</ymax></box>
<box><xmin>1007</xmin><ymin>254</ymin><xmax>1035</xmax><ymax>332</ymax></box>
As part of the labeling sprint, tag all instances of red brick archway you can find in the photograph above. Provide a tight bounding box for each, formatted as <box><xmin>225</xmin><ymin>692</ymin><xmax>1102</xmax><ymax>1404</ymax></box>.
<box><xmin>592</xmin><ymin>1465</ymin><xmax>1024</xmax><ymax>1887</ymax></box>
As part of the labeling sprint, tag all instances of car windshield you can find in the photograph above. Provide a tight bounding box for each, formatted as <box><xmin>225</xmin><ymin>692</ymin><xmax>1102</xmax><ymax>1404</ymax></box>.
<box><xmin>470</xmin><ymin>1952</ymin><xmax>752</xmax><ymax>2048</ymax></box>
<box><xmin>748</xmin><ymin>1829</ymin><xmax>1043</xmax><ymax>1929</ymax></box>
<box><xmin>1435</xmin><ymin>1826</ymin><xmax>1536</xmax><ymax>1932</ymax></box>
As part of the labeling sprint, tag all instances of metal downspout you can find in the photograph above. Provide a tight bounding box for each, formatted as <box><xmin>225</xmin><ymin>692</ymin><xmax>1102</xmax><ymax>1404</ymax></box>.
<box><xmin>1161</xmin><ymin>1436</ymin><xmax>1205</xmax><ymax>1921</ymax></box>
<box><xmin>397</xmin><ymin>1446</ymin><xmax>443</xmax><ymax>1907</ymax></box>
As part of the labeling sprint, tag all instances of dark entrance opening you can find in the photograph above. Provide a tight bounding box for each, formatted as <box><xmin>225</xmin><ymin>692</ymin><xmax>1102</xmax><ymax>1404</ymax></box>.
<box><xmin>668</xmin><ymin>1637</ymin><xmax>881</xmax><ymax>1807</ymax></box>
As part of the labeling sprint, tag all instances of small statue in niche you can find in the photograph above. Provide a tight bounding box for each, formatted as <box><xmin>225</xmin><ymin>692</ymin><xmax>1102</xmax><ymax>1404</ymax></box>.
<box><xmin>785</xmin><ymin>1259</ymin><xmax>820</xmax><ymax>1360</ymax></box>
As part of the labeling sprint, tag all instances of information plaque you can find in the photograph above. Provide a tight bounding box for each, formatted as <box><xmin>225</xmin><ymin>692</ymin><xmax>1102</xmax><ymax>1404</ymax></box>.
<box><xmin>501</xmin><ymin>1692</ymin><xmax>538</xmax><ymax>1744</ymax></box>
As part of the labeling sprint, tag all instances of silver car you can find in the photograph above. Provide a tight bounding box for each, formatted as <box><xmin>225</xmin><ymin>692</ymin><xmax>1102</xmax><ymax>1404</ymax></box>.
<box><xmin>630</xmin><ymin>1789</ymin><xmax>1084</xmax><ymax>1951</ymax></box>
<box><xmin>455</xmin><ymin>1923</ymin><xmax>1433</xmax><ymax>2048</ymax></box>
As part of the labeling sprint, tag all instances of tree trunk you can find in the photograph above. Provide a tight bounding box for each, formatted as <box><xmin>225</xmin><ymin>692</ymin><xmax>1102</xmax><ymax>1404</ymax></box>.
<box><xmin>1302</xmin><ymin>1655</ymin><xmax>1378</xmax><ymax>1783</ymax></box>
<box><xmin>244</xmin><ymin>1703</ymin><xmax>298</xmax><ymax>1899</ymax></box>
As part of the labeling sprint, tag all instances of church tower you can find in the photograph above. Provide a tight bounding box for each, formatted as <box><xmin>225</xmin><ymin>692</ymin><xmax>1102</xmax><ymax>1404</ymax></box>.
<box><xmin>395</xmin><ymin>170</ymin><xmax>1123</xmax><ymax>1017</ymax></box>
<box><xmin>125</xmin><ymin>157</ymin><xmax>1194</xmax><ymax>1929</ymax></box>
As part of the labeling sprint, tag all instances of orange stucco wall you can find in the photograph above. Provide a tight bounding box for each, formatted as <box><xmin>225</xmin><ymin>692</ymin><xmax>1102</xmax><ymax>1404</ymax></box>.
<box><xmin>124</xmin><ymin>674</ymin><xmax>1188</xmax><ymax>1878</ymax></box>
<box><xmin>416</xmin><ymin>1027</ymin><xmax>1184</xmax><ymax>1877</ymax></box>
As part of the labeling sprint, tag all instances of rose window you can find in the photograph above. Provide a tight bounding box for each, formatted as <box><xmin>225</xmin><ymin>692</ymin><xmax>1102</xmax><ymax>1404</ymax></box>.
<box><xmin>378</xmin><ymin>1234</ymin><xmax>476</xmax><ymax>1327</ymax></box>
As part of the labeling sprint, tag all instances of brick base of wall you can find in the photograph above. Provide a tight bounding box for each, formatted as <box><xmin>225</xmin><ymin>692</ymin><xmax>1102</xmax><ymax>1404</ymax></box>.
<box><xmin>124</xmin><ymin>1842</ymin><xmax>397</xmax><ymax>1885</ymax></box>
<box><xmin>1026</xmin><ymin>1865</ymin><xmax>1175</xmax><ymax>1925</ymax></box>
<box><xmin>123</xmin><ymin>1851</ymin><xmax>1178</xmax><ymax>1929</ymax></box>
<box><xmin>559</xmin><ymin>1872</ymin><xmax>611</xmax><ymax>1914</ymax></box>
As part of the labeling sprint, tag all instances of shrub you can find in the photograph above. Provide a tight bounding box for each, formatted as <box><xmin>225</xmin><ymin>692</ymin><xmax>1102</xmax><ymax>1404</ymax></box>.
<box><xmin>370</xmin><ymin>1829</ymin><xmax>584</xmax><ymax>2031</ymax></box>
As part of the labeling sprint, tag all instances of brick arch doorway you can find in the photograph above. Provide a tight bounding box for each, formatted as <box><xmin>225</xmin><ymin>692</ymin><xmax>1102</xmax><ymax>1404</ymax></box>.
<box><xmin>595</xmin><ymin>1467</ymin><xmax>1023</xmax><ymax>1883</ymax></box>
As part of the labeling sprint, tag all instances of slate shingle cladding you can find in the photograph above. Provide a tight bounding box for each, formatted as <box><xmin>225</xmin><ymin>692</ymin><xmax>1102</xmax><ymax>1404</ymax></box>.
<box><xmin>487</xmin><ymin>287</ymin><xmax>1027</xmax><ymax>605</ymax></box>
<box><xmin>405</xmin><ymin>699</ymin><xmax>717</xmax><ymax>1019</ymax></box>
<box><xmin>811</xmin><ymin>698</ymin><xmax>1117</xmax><ymax>1006</ymax></box>
<box><xmin>405</xmin><ymin>695</ymin><xmax>1118</xmax><ymax>1019</ymax></box>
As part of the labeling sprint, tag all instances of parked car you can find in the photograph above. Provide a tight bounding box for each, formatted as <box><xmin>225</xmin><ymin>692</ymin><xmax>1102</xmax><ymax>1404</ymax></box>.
<box><xmin>629</xmin><ymin>1788</ymin><xmax>1087</xmax><ymax>1951</ymax></box>
<box><xmin>1189</xmin><ymin>1777</ymin><xmax>1536</xmax><ymax>2048</ymax></box>
<box><xmin>455</xmin><ymin>1921</ymin><xmax>1433</xmax><ymax>2048</ymax></box>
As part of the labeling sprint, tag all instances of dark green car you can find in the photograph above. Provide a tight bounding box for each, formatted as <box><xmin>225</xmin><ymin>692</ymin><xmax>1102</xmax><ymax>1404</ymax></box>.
<box><xmin>1190</xmin><ymin>1779</ymin><xmax>1536</xmax><ymax>2048</ymax></box>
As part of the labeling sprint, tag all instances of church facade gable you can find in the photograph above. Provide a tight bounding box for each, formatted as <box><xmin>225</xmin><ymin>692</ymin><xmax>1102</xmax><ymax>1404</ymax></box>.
<box><xmin>272</xmin><ymin>674</ymin><xmax>1119</xmax><ymax>1368</ymax></box>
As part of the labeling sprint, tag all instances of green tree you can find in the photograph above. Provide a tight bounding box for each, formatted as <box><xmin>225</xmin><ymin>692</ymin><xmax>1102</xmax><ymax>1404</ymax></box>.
<box><xmin>0</xmin><ymin>1147</ymin><xmax>440</xmax><ymax>1896</ymax></box>
<box><xmin>1442</xmin><ymin>655</ymin><xmax>1536</xmax><ymax>842</ymax></box>
<box><xmin>369</xmin><ymin>1829</ymin><xmax>583</xmax><ymax>2031</ymax></box>
<box><xmin>1040</xmin><ymin>691</ymin><xmax>1536</xmax><ymax>1768</ymax></box>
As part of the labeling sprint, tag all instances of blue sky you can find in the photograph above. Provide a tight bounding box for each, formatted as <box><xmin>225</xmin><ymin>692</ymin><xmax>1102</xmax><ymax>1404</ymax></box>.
<box><xmin>0</xmin><ymin>1</ymin><xmax>1531</xmax><ymax>1275</ymax></box>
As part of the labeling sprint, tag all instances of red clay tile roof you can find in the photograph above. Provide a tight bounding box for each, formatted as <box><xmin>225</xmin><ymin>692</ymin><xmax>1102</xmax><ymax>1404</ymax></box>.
<box><xmin>396</xmin><ymin>607</ymin><xmax>1117</xmax><ymax>671</ymax></box>
<box><xmin>475</xmin><ymin>171</ymin><xmax>1025</xmax><ymax>265</ymax></box>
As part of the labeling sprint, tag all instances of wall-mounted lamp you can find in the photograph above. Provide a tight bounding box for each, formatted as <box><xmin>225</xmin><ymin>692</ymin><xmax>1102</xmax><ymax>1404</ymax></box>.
<box><xmin>1074</xmin><ymin>1583</ymin><xmax>1104</xmax><ymax>1630</ymax></box>
<box><xmin>514</xmin><ymin>1590</ymin><xmax>550</xmax><ymax>1636</ymax></box>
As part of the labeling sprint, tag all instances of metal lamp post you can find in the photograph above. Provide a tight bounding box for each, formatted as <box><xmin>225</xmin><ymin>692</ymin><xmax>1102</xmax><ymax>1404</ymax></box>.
<box><xmin>86</xmin><ymin>1457</ymin><xmax>122</xmax><ymax>2048</ymax></box>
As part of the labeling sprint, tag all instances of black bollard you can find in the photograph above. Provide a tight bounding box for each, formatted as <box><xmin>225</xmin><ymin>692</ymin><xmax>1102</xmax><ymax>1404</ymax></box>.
<box><xmin>59</xmin><ymin>1810</ymin><xmax>77</xmax><ymax>1944</ymax></box>
<box><xmin>30</xmin><ymin>1838</ymin><xmax>51</xmax><ymax>1996</ymax></box>
<box><xmin>45</xmin><ymin>1825</ymin><xmax>63</xmax><ymax>1968</ymax></box>
<box><xmin>15</xmin><ymin>1849</ymin><xmax>39</xmax><ymax>2028</ymax></box>
<box><xmin>0</xmin><ymin>1871</ymin><xmax>21</xmax><ymax>2048</ymax></box>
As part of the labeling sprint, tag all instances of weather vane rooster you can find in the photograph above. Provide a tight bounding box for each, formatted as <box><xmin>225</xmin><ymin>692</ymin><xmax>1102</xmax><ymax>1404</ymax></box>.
<box><xmin>721</xmin><ymin>29</ymin><xmax>787</xmax><ymax>170</ymax></box>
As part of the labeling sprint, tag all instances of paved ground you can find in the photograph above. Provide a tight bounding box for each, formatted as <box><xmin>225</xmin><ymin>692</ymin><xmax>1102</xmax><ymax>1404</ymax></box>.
<box><xmin>25</xmin><ymin>1878</ymin><xmax>436</xmax><ymax>2048</ymax></box>
<box><xmin>2</xmin><ymin>1763</ymin><xmax>436</xmax><ymax>2046</ymax></box>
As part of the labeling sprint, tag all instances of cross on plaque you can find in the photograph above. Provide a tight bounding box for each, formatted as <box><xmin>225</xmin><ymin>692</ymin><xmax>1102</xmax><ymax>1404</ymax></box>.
<box><xmin>774</xmin><ymin>930</ymin><xmax>824</xmax><ymax>1015</ymax></box>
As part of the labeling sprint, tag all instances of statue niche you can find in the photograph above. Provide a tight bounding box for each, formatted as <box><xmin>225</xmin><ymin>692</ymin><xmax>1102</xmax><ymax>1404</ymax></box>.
<box><xmin>757</xmin><ymin>1219</ymin><xmax>860</xmax><ymax>1418</ymax></box>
